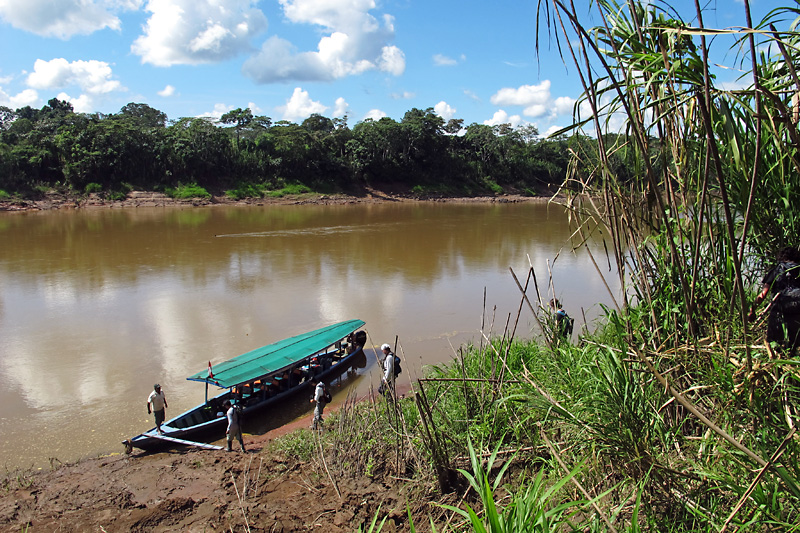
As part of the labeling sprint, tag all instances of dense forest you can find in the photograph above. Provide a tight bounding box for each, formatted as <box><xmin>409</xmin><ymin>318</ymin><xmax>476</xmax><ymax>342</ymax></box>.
<box><xmin>0</xmin><ymin>99</ymin><xmax>592</xmax><ymax>200</ymax></box>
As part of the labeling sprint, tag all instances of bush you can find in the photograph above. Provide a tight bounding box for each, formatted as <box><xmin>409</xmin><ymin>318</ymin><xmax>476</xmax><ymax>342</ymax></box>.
<box><xmin>85</xmin><ymin>183</ymin><xmax>102</xmax><ymax>194</ymax></box>
<box><xmin>266</xmin><ymin>183</ymin><xmax>312</xmax><ymax>198</ymax></box>
<box><xmin>166</xmin><ymin>183</ymin><xmax>211</xmax><ymax>199</ymax></box>
<box><xmin>225</xmin><ymin>183</ymin><xmax>266</xmax><ymax>200</ymax></box>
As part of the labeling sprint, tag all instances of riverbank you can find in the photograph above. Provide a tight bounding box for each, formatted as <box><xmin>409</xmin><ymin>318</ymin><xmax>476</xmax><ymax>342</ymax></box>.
<box><xmin>0</xmin><ymin>431</ymin><xmax>410</xmax><ymax>532</ymax></box>
<box><xmin>0</xmin><ymin>187</ymin><xmax>550</xmax><ymax>212</ymax></box>
<box><xmin>1</xmin><ymin>388</ymin><xmax>425</xmax><ymax>532</ymax></box>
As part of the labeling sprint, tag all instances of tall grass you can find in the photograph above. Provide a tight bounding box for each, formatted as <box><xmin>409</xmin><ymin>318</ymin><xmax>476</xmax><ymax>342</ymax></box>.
<box><xmin>264</xmin><ymin>8</ymin><xmax>800</xmax><ymax>526</ymax></box>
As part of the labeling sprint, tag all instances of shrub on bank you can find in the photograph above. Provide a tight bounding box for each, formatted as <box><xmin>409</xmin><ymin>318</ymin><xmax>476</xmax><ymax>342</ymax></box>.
<box><xmin>165</xmin><ymin>183</ymin><xmax>211</xmax><ymax>200</ymax></box>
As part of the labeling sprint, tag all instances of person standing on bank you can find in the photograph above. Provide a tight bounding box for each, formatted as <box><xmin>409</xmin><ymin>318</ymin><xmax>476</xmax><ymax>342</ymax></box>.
<box><xmin>225</xmin><ymin>400</ymin><xmax>246</xmax><ymax>452</ymax></box>
<box><xmin>147</xmin><ymin>383</ymin><xmax>168</xmax><ymax>435</ymax></box>
<box><xmin>749</xmin><ymin>246</ymin><xmax>800</xmax><ymax>355</ymax></box>
<box><xmin>380</xmin><ymin>343</ymin><xmax>396</xmax><ymax>399</ymax></box>
<box><xmin>548</xmin><ymin>299</ymin><xmax>574</xmax><ymax>341</ymax></box>
<box><xmin>310</xmin><ymin>378</ymin><xmax>329</xmax><ymax>430</ymax></box>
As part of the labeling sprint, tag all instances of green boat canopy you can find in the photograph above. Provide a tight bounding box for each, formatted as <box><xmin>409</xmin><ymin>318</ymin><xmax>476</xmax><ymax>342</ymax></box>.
<box><xmin>186</xmin><ymin>319</ymin><xmax>365</xmax><ymax>389</ymax></box>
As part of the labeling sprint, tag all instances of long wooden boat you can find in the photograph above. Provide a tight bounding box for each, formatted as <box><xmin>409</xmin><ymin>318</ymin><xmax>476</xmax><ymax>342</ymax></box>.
<box><xmin>125</xmin><ymin>319</ymin><xmax>367</xmax><ymax>452</ymax></box>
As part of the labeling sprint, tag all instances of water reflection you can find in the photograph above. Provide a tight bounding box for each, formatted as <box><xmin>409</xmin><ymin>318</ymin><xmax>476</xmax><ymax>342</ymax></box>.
<box><xmin>0</xmin><ymin>202</ymin><xmax>619</xmax><ymax>468</ymax></box>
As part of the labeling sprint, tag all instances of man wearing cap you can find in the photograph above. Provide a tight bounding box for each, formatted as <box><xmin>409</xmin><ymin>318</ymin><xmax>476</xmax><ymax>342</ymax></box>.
<box><xmin>147</xmin><ymin>384</ymin><xmax>168</xmax><ymax>435</ymax></box>
<box><xmin>225</xmin><ymin>400</ymin><xmax>246</xmax><ymax>452</ymax></box>
<box><xmin>309</xmin><ymin>377</ymin><xmax>328</xmax><ymax>430</ymax></box>
<box><xmin>380</xmin><ymin>343</ymin><xmax>395</xmax><ymax>399</ymax></box>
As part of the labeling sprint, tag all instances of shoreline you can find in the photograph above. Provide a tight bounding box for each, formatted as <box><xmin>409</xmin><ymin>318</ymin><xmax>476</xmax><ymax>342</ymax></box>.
<box><xmin>0</xmin><ymin>386</ymin><xmax>419</xmax><ymax>532</ymax></box>
<box><xmin>0</xmin><ymin>188</ymin><xmax>554</xmax><ymax>212</ymax></box>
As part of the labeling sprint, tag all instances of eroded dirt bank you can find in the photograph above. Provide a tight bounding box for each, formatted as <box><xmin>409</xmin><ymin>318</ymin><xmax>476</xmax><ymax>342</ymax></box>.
<box><xmin>1</xmin><ymin>440</ymin><xmax>413</xmax><ymax>533</ymax></box>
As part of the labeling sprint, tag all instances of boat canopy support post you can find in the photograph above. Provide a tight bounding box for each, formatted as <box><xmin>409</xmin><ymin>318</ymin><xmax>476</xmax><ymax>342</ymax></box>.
<box><xmin>205</xmin><ymin>381</ymin><xmax>208</xmax><ymax>404</ymax></box>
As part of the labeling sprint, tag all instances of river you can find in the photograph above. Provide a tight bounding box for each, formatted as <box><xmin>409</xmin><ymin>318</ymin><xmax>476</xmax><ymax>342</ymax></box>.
<box><xmin>0</xmin><ymin>200</ymin><xmax>620</xmax><ymax>468</ymax></box>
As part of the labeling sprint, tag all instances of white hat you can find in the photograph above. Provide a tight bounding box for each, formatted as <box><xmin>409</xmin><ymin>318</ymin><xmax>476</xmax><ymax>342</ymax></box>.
<box><xmin>381</xmin><ymin>343</ymin><xmax>391</xmax><ymax>351</ymax></box>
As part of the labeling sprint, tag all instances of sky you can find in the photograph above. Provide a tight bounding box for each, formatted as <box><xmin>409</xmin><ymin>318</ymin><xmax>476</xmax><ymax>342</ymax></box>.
<box><xmin>0</xmin><ymin>0</ymin><xmax>787</xmax><ymax>136</ymax></box>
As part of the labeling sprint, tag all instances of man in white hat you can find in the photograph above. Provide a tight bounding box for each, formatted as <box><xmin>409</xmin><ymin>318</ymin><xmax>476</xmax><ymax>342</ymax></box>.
<box><xmin>147</xmin><ymin>383</ymin><xmax>168</xmax><ymax>435</ymax></box>
<box><xmin>380</xmin><ymin>343</ymin><xmax>396</xmax><ymax>399</ymax></box>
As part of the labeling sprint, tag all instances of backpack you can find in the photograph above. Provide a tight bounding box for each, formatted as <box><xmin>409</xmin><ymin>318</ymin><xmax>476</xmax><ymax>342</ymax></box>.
<box><xmin>556</xmin><ymin>309</ymin><xmax>574</xmax><ymax>338</ymax></box>
<box><xmin>394</xmin><ymin>355</ymin><xmax>402</xmax><ymax>377</ymax></box>
<box><xmin>323</xmin><ymin>389</ymin><xmax>332</xmax><ymax>403</ymax></box>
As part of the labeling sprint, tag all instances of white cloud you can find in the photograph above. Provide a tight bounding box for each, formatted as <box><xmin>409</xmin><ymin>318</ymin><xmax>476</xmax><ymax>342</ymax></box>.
<box><xmin>247</xmin><ymin>101</ymin><xmax>261</xmax><ymax>114</ymax></box>
<box><xmin>523</xmin><ymin>104</ymin><xmax>548</xmax><ymax>118</ymax></box>
<box><xmin>57</xmin><ymin>91</ymin><xmax>94</xmax><ymax>113</ymax></box>
<box><xmin>554</xmin><ymin>96</ymin><xmax>575</xmax><ymax>115</ymax></box>
<box><xmin>333</xmin><ymin>97</ymin><xmax>349</xmax><ymax>117</ymax></box>
<box><xmin>158</xmin><ymin>84</ymin><xmax>175</xmax><ymax>97</ymax></box>
<box><xmin>277</xmin><ymin>87</ymin><xmax>327</xmax><ymax>121</ymax></box>
<box><xmin>0</xmin><ymin>87</ymin><xmax>39</xmax><ymax>109</ymax></box>
<box><xmin>484</xmin><ymin>109</ymin><xmax>525</xmax><ymax>128</ymax></box>
<box><xmin>27</xmin><ymin>58</ymin><xmax>122</xmax><ymax>95</ymax></box>
<box><xmin>543</xmin><ymin>125</ymin><xmax>563</xmax><ymax>138</ymax></box>
<box><xmin>243</xmin><ymin>0</ymin><xmax>404</xmax><ymax>83</ymax></box>
<box><xmin>491</xmin><ymin>81</ymin><xmax>579</xmax><ymax>120</ymax></box>
<box><xmin>390</xmin><ymin>91</ymin><xmax>415</xmax><ymax>100</ymax></box>
<box><xmin>491</xmin><ymin>81</ymin><xmax>551</xmax><ymax>108</ymax></box>
<box><xmin>433</xmin><ymin>54</ymin><xmax>457</xmax><ymax>66</ymax></box>
<box><xmin>378</xmin><ymin>45</ymin><xmax>405</xmax><ymax>76</ymax></box>
<box><xmin>463</xmin><ymin>89</ymin><xmax>480</xmax><ymax>102</ymax></box>
<box><xmin>433</xmin><ymin>53</ymin><xmax>465</xmax><ymax>67</ymax></box>
<box><xmin>363</xmin><ymin>109</ymin><xmax>386</xmax><ymax>121</ymax></box>
<box><xmin>434</xmin><ymin>101</ymin><xmax>456</xmax><ymax>121</ymax></box>
<box><xmin>131</xmin><ymin>0</ymin><xmax>268</xmax><ymax>67</ymax></box>
<box><xmin>0</xmin><ymin>0</ymin><xmax>126</xmax><ymax>39</ymax></box>
<box><xmin>198</xmin><ymin>103</ymin><xmax>233</xmax><ymax>119</ymax></box>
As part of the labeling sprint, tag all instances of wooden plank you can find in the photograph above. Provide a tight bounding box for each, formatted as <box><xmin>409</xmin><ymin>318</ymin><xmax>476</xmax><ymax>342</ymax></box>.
<box><xmin>148</xmin><ymin>432</ymin><xmax>224</xmax><ymax>450</ymax></box>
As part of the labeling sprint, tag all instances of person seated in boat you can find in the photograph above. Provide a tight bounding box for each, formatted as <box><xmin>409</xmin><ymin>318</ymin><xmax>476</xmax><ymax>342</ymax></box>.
<box><xmin>208</xmin><ymin>397</ymin><xmax>224</xmax><ymax>417</ymax></box>
<box><xmin>253</xmin><ymin>379</ymin><xmax>269</xmax><ymax>399</ymax></box>
<box><xmin>354</xmin><ymin>330</ymin><xmax>367</xmax><ymax>348</ymax></box>
<box><xmin>289</xmin><ymin>366</ymin><xmax>305</xmax><ymax>387</ymax></box>
<box><xmin>268</xmin><ymin>379</ymin><xmax>281</xmax><ymax>396</ymax></box>
<box><xmin>240</xmin><ymin>383</ymin><xmax>253</xmax><ymax>398</ymax></box>
<box><xmin>309</xmin><ymin>357</ymin><xmax>322</xmax><ymax>376</ymax></box>
<box><xmin>277</xmin><ymin>371</ymin><xmax>290</xmax><ymax>391</ymax></box>
<box><xmin>323</xmin><ymin>353</ymin><xmax>333</xmax><ymax>370</ymax></box>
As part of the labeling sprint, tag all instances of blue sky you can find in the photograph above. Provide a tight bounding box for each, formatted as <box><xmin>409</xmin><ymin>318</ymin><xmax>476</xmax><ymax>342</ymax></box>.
<box><xmin>0</xmin><ymin>0</ymin><xmax>786</xmax><ymax>136</ymax></box>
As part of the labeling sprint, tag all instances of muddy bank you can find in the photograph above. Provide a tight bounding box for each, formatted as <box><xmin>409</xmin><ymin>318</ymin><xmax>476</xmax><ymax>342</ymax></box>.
<box><xmin>0</xmin><ymin>188</ymin><xmax>548</xmax><ymax>212</ymax></box>
<box><xmin>0</xmin><ymin>389</ymin><xmax>438</xmax><ymax>532</ymax></box>
<box><xmin>0</xmin><ymin>439</ymin><xmax>415</xmax><ymax>533</ymax></box>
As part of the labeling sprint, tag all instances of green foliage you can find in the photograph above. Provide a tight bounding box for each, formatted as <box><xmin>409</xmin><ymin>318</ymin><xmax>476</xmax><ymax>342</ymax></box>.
<box><xmin>440</xmin><ymin>440</ymin><xmax>585</xmax><ymax>532</ymax></box>
<box><xmin>482</xmin><ymin>178</ymin><xmax>504</xmax><ymax>195</ymax></box>
<box><xmin>165</xmin><ymin>183</ymin><xmax>211</xmax><ymax>199</ymax></box>
<box><xmin>0</xmin><ymin>99</ymin><xmax>576</xmax><ymax>198</ymax></box>
<box><xmin>225</xmin><ymin>183</ymin><xmax>266</xmax><ymax>200</ymax></box>
<box><xmin>268</xmin><ymin>428</ymin><xmax>317</xmax><ymax>462</ymax></box>
<box><xmin>84</xmin><ymin>182</ymin><xmax>102</xmax><ymax>194</ymax></box>
<box><xmin>106</xmin><ymin>190</ymin><xmax>128</xmax><ymax>201</ymax></box>
<box><xmin>0</xmin><ymin>189</ymin><xmax>10</xmax><ymax>200</ymax></box>
<box><xmin>266</xmin><ymin>183</ymin><xmax>312</xmax><ymax>197</ymax></box>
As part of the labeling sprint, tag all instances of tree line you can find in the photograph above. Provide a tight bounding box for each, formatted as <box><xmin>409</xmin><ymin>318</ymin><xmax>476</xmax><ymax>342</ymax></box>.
<box><xmin>0</xmin><ymin>98</ymin><xmax>598</xmax><ymax>199</ymax></box>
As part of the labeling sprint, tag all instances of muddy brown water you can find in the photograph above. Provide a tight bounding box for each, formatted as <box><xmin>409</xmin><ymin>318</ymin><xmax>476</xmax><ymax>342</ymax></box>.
<box><xmin>0</xmin><ymin>201</ymin><xmax>620</xmax><ymax>468</ymax></box>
